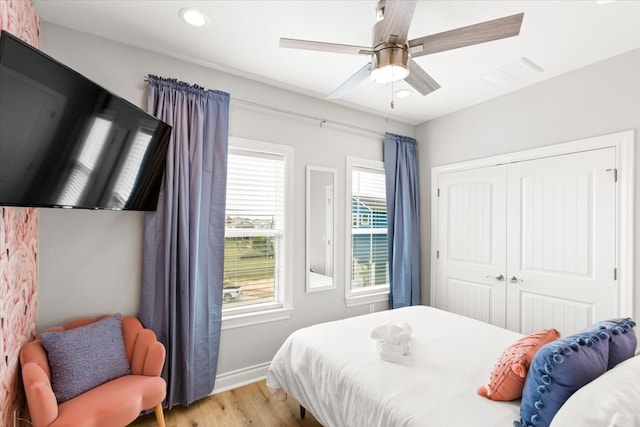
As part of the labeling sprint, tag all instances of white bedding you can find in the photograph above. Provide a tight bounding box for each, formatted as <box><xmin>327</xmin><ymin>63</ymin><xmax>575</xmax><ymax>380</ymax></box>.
<box><xmin>266</xmin><ymin>306</ymin><xmax>523</xmax><ymax>427</ymax></box>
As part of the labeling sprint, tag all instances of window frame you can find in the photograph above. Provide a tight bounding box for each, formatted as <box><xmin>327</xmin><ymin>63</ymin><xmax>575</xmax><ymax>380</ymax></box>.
<box><xmin>345</xmin><ymin>156</ymin><xmax>390</xmax><ymax>307</ymax></box>
<box><xmin>221</xmin><ymin>137</ymin><xmax>294</xmax><ymax>330</ymax></box>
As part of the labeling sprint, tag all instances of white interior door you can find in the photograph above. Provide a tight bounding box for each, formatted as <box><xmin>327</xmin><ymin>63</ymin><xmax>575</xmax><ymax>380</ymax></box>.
<box><xmin>505</xmin><ymin>148</ymin><xmax>617</xmax><ymax>335</ymax></box>
<box><xmin>435</xmin><ymin>166</ymin><xmax>507</xmax><ymax>327</ymax></box>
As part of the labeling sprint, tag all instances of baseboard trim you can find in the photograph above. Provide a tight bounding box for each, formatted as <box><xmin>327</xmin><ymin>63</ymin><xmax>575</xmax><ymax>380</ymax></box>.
<box><xmin>211</xmin><ymin>362</ymin><xmax>271</xmax><ymax>395</ymax></box>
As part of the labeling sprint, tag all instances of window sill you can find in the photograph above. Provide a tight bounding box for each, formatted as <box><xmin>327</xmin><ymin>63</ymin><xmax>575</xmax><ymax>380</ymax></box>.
<box><xmin>345</xmin><ymin>291</ymin><xmax>389</xmax><ymax>308</ymax></box>
<box><xmin>221</xmin><ymin>307</ymin><xmax>294</xmax><ymax>330</ymax></box>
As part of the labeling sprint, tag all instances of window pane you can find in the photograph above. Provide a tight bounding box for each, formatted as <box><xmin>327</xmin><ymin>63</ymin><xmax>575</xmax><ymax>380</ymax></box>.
<box><xmin>223</xmin><ymin>148</ymin><xmax>284</xmax><ymax>310</ymax></box>
<box><xmin>351</xmin><ymin>166</ymin><xmax>388</xmax><ymax>290</ymax></box>
<box><xmin>223</xmin><ymin>235</ymin><xmax>277</xmax><ymax>308</ymax></box>
<box><xmin>226</xmin><ymin>150</ymin><xmax>284</xmax><ymax>231</ymax></box>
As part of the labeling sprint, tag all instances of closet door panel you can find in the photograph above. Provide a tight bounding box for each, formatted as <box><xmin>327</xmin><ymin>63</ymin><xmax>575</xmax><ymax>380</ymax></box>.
<box><xmin>520</xmin><ymin>294</ymin><xmax>593</xmax><ymax>335</ymax></box>
<box><xmin>435</xmin><ymin>166</ymin><xmax>507</xmax><ymax>327</ymax></box>
<box><xmin>506</xmin><ymin>148</ymin><xmax>617</xmax><ymax>335</ymax></box>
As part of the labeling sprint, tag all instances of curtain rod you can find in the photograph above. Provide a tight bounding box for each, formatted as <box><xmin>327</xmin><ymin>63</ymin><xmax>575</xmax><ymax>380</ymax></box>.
<box><xmin>143</xmin><ymin>76</ymin><xmax>385</xmax><ymax>138</ymax></box>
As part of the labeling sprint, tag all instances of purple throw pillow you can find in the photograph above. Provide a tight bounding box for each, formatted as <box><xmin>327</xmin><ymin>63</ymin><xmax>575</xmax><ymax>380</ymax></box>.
<box><xmin>40</xmin><ymin>313</ymin><xmax>131</xmax><ymax>403</ymax></box>
<box><xmin>516</xmin><ymin>331</ymin><xmax>609</xmax><ymax>427</ymax></box>
<box><xmin>581</xmin><ymin>318</ymin><xmax>636</xmax><ymax>369</ymax></box>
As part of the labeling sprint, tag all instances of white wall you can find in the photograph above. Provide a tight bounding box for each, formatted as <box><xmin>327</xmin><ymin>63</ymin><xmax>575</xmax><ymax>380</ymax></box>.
<box><xmin>415</xmin><ymin>48</ymin><xmax>640</xmax><ymax>316</ymax></box>
<box><xmin>37</xmin><ymin>23</ymin><xmax>413</xmax><ymax>378</ymax></box>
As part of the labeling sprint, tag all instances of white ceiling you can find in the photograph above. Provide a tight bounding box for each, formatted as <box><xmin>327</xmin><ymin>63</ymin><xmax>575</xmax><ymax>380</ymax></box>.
<box><xmin>33</xmin><ymin>0</ymin><xmax>640</xmax><ymax>125</ymax></box>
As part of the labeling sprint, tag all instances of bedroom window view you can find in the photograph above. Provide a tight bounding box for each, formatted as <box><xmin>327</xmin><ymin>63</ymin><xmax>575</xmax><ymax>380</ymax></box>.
<box><xmin>350</xmin><ymin>165</ymin><xmax>389</xmax><ymax>292</ymax></box>
<box><xmin>223</xmin><ymin>147</ymin><xmax>285</xmax><ymax>312</ymax></box>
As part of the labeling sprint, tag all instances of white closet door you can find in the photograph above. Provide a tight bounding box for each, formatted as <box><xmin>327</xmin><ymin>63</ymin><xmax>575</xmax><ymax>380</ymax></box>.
<box><xmin>435</xmin><ymin>166</ymin><xmax>507</xmax><ymax>327</ymax></box>
<box><xmin>505</xmin><ymin>148</ymin><xmax>617</xmax><ymax>335</ymax></box>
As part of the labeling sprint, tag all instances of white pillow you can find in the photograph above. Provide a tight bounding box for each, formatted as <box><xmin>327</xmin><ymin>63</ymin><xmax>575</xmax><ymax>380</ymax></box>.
<box><xmin>550</xmin><ymin>355</ymin><xmax>640</xmax><ymax>427</ymax></box>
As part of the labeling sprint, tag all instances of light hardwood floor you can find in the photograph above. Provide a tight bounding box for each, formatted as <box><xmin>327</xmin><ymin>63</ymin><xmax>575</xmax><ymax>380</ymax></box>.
<box><xmin>129</xmin><ymin>380</ymin><xmax>322</xmax><ymax>427</ymax></box>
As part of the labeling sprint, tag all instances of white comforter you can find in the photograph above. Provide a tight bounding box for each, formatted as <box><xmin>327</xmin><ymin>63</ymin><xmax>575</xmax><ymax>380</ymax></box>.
<box><xmin>266</xmin><ymin>306</ymin><xmax>522</xmax><ymax>427</ymax></box>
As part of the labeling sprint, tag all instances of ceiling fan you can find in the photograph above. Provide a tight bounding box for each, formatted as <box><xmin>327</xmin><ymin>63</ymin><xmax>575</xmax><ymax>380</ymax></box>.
<box><xmin>280</xmin><ymin>0</ymin><xmax>524</xmax><ymax>100</ymax></box>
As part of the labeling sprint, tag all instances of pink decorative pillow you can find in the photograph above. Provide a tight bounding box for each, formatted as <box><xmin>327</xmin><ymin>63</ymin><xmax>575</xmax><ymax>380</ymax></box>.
<box><xmin>478</xmin><ymin>328</ymin><xmax>560</xmax><ymax>401</ymax></box>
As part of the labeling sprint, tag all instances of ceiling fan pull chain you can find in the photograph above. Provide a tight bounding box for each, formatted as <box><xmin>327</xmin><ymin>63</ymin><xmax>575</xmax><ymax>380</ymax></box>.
<box><xmin>390</xmin><ymin>81</ymin><xmax>395</xmax><ymax>109</ymax></box>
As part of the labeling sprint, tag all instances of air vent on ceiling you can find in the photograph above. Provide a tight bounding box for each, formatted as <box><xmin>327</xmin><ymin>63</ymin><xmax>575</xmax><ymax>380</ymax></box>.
<box><xmin>479</xmin><ymin>57</ymin><xmax>543</xmax><ymax>89</ymax></box>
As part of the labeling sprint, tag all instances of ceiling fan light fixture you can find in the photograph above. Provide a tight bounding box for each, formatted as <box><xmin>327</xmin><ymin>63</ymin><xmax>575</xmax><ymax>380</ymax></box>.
<box><xmin>395</xmin><ymin>89</ymin><xmax>412</xmax><ymax>98</ymax></box>
<box><xmin>179</xmin><ymin>7</ymin><xmax>209</xmax><ymax>27</ymax></box>
<box><xmin>371</xmin><ymin>65</ymin><xmax>409</xmax><ymax>84</ymax></box>
<box><xmin>371</xmin><ymin>46</ymin><xmax>409</xmax><ymax>84</ymax></box>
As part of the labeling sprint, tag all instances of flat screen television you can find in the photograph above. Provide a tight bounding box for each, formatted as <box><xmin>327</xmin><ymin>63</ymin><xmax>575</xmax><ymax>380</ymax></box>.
<box><xmin>0</xmin><ymin>30</ymin><xmax>171</xmax><ymax>211</ymax></box>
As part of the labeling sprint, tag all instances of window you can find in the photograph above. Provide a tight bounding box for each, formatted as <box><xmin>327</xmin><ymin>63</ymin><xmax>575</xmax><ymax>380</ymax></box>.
<box><xmin>345</xmin><ymin>157</ymin><xmax>389</xmax><ymax>306</ymax></box>
<box><xmin>222</xmin><ymin>137</ymin><xmax>293</xmax><ymax>329</ymax></box>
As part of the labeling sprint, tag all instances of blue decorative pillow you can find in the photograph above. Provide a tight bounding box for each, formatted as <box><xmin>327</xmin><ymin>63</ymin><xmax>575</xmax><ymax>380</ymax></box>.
<box><xmin>516</xmin><ymin>331</ymin><xmax>609</xmax><ymax>427</ymax></box>
<box><xmin>582</xmin><ymin>318</ymin><xmax>636</xmax><ymax>369</ymax></box>
<box><xmin>40</xmin><ymin>313</ymin><xmax>131</xmax><ymax>403</ymax></box>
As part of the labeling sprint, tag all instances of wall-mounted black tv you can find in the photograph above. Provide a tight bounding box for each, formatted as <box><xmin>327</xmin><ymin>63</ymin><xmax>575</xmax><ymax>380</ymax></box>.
<box><xmin>0</xmin><ymin>30</ymin><xmax>171</xmax><ymax>211</ymax></box>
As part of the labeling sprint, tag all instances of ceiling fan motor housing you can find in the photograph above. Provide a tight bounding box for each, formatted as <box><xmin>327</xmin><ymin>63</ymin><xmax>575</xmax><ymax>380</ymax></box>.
<box><xmin>371</xmin><ymin>44</ymin><xmax>409</xmax><ymax>83</ymax></box>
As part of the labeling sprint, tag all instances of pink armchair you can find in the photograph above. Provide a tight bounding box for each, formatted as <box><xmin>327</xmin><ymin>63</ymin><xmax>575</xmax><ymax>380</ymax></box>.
<box><xmin>19</xmin><ymin>315</ymin><xmax>166</xmax><ymax>427</ymax></box>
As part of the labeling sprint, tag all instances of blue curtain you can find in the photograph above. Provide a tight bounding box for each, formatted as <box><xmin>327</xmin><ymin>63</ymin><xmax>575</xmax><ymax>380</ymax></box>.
<box><xmin>384</xmin><ymin>133</ymin><xmax>421</xmax><ymax>308</ymax></box>
<box><xmin>140</xmin><ymin>75</ymin><xmax>229</xmax><ymax>408</ymax></box>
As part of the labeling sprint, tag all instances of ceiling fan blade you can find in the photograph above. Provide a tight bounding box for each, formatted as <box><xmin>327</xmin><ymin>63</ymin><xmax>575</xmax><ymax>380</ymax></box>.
<box><xmin>408</xmin><ymin>12</ymin><xmax>524</xmax><ymax>58</ymax></box>
<box><xmin>373</xmin><ymin>0</ymin><xmax>417</xmax><ymax>46</ymax></box>
<box><xmin>404</xmin><ymin>59</ymin><xmax>440</xmax><ymax>96</ymax></box>
<box><xmin>280</xmin><ymin>38</ymin><xmax>371</xmax><ymax>55</ymax></box>
<box><xmin>327</xmin><ymin>62</ymin><xmax>373</xmax><ymax>99</ymax></box>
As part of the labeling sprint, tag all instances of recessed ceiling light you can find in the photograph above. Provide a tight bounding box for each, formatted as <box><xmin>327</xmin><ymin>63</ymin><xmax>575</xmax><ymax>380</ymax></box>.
<box><xmin>395</xmin><ymin>89</ymin><xmax>412</xmax><ymax>98</ymax></box>
<box><xmin>179</xmin><ymin>7</ymin><xmax>209</xmax><ymax>27</ymax></box>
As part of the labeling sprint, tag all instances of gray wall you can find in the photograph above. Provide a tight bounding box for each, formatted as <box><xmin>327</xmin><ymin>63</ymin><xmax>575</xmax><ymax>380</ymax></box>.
<box><xmin>415</xmin><ymin>48</ymin><xmax>640</xmax><ymax>316</ymax></box>
<box><xmin>37</xmin><ymin>23</ymin><xmax>413</xmax><ymax>377</ymax></box>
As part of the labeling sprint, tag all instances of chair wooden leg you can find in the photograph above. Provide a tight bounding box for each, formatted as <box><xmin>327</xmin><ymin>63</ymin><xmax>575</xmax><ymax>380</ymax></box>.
<box><xmin>154</xmin><ymin>403</ymin><xmax>166</xmax><ymax>427</ymax></box>
<box><xmin>300</xmin><ymin>405</ymin><xmax>306</xmax><ymax>419</ymax></box>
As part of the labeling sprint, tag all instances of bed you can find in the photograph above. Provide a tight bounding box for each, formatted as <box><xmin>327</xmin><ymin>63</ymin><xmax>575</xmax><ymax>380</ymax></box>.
<box><xmin>266</xmin><ymin>305</ymin><xmax>640</xmax><ymax>427</ymax></box>
<box><xmin>266</xmin><ymin>306</ymin><xmax>522</xmax><ymax>426</ymax></box>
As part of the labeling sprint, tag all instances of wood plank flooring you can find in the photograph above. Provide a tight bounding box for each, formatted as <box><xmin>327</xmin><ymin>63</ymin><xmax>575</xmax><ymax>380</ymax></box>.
<box><xmin>128</xmin><ymin>380</ymin><xmax>322</xmax><ymax>427</ymax></box>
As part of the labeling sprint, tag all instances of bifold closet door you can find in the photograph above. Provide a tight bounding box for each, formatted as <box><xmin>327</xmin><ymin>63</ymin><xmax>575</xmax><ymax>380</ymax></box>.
<box><xmin>435</xmin><ymin>165</ymin><xmax>507</xmax><ymax>327</ymax></box>
<box><xmin>505</xmin><ymin>148</ymin><xmax>617</xmax><ymax>335</ymax></box>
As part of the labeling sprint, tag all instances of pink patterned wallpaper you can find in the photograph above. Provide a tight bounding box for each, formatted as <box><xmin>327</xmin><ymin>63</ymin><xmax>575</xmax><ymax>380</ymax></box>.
<box><xmin>0</xmin><ymin>209</ymin><xmax>38</xmax><ymax>426</ymax></box>
<box><xmin>0</xmin><ymin>2</ymin><xmax>40</xmax><ymax>426</ymax></box>
<box><xmin>0</xmin><ymin>0</ymin><xmax>40</xmax><ymax>48</ymax></box>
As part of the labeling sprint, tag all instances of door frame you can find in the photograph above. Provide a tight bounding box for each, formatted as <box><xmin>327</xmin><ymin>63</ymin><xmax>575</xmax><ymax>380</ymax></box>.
<box><xmin>430</xmin><ymin>130</ymin><xmax>635</xmax><ymax>318</ymax></box>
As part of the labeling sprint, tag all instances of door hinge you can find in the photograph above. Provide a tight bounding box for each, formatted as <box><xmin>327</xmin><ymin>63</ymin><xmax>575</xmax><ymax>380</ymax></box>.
<box><xmin>437</xmin><ymin>188</ymin><xmax>440</xmax><ymax>197</ymax></box>
<box><xmin>607</xmin><ymin>168</ymin><xmax>618</xmax><ymax>182</ymax></box>
<box><xmin>436</xmin><ymin>250</ymin><xmax>440</xmax><ymax>259</ymax></box>
<box><xmin>614</xmin><ymin>268</ymin><xmax>617</xmax><ymax>280</ymax></box>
